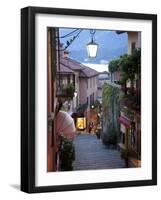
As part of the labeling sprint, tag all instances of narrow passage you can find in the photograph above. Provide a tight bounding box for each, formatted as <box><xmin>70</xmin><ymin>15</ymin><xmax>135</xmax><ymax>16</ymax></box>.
<box><xmin>73</xmin><ymin>134</ymin><xmax>125</xmax><ymax>170</ymax></box>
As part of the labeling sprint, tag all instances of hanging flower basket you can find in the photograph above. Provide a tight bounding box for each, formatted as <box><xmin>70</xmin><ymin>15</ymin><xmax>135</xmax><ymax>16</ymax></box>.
<box><xmin>57</xmin><ymin>84</ymin><xmax>75</xmax><ymax>98</ymax></box>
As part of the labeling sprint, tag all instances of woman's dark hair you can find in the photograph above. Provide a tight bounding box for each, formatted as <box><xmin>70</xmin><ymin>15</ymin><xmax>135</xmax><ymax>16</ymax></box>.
<box><xmin>55</xmin><ymin>99</ymin><xmax>63</xmax><ymax>115</ymax></box>
<box><xmin>57</xmin><ymin>101</ymin><xmax>63</xmax><ymax>112</ymax></box>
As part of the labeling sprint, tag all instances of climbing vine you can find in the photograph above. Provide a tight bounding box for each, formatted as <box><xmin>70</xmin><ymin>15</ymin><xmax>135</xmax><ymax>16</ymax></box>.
<box><xmin>119</xmin><ymin>48</ymin><xmax>141</xmax><ymax>84</ymax></box>
<box><xmin>108</xmin><ymin>48</ymin><xmax>141</xmax><ymax>84</ymax></box>
<box><xmin>103</xmin><ymin>82</ymin><xmax>120</xmax><ymax>110</ymax></box>
<box><xmin>102</xmin><ymin>82</ymin><xmax>120</xmax><ymax>146</ymax></box>
<box><xmin>102</xmin><ymin>48</ymin><xmax>141</xmax><ymax>146</ymax></box>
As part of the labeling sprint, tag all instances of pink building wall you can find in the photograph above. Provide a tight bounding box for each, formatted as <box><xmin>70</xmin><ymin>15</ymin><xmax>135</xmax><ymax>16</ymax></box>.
<box><xmin>79</xmin><ymin>76</ymin><xmax>98</xmax><ymax>106</ymax></box>
<box><xmin>79</xmin><ymin>78</ymin><xmax>87</xmax><ymax>105</ymax></box>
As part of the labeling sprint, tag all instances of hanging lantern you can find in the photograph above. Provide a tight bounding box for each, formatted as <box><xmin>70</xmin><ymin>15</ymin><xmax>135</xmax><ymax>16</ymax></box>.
<box><xmin>86</xmin><ymin>30</ymin><xmax>98</xmax><ymax>58</ymax></box>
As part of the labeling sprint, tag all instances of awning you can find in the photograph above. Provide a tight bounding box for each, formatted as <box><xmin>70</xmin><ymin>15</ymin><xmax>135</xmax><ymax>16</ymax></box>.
<box><xmin>119</xmin><ymin>116</ymin><xmax>131</xmax><ymax>128</ymax></box>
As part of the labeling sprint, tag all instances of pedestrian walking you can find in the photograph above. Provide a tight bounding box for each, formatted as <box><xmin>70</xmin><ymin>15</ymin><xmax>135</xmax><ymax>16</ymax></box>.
<box><xmin>88</xmin><ymin>122</ymin><xmax>92</xmax><ymax>134</ymax></box>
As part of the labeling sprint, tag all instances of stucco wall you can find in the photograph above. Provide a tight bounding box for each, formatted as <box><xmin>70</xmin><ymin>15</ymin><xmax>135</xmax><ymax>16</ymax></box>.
<box><xmin>128</xmin><ymin>32</ymin><xmax>141</xmax><ymax>54</ymax></box>
<box><xmin>79</xmin><ymin>77</ymin><xmax>87</xmax><ymax>105</ymax></box>
<box><xmin>97</xmin><ymin>88</ymin><xmax>102</xmax><ymax>98</ymax></box>
<box><xmin>74</xmin><ymin>71</ymin><xmax>80</xmax><ymax>106</ymax></box>
<box><xmin>79</xmin><ymin>76</ymin><xmax>98</xmax><ymax>106</ymax></box>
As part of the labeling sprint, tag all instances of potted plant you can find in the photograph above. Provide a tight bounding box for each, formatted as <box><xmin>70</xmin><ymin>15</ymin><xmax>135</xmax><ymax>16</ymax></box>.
<box><xmin>95</xmin><ymin>128</ymin><xmax>101</xmax><ymax>139</ymax></box>
<box><xmin>60</xmin><ymin>136</ymin><xmax>75</xmax><ymax>171</ymax></box>
<box><xmin>61</xmin><ymin>84</ymin><xmax>74</xmax><ymax>98</ymax></box>
<box><xmin>65</xmin><ymin>83</ymin><xmax>75</xmax><ymax>97</ymax></box>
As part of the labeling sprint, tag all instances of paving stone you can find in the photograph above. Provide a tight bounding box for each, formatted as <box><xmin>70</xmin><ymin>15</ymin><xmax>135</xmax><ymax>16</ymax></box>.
<box><xmin>73</xmin><ymin>134</ymin><xmax>125</xmax><ymax>170</ymax></box>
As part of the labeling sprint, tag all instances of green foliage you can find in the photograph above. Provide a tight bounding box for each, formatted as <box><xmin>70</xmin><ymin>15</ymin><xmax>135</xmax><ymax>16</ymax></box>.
<box><xmin>108</xmin><ymin>48</ymin><xmax>141</xmax><ymax>84</ymax></box>
<box><xmin>102</xmin><ymin>82</ymin><xmax>120</xmax><ymax>109</ymax></box>
<box><xmin>102</xmin><ymin>123</ymin><xmax>118</xmax><ymax>145</ymax></box>
<box><xmin>119</xmin><ymin>54</ymin><xmax>131</xmax><ymax>73</ymax></box>
<box><xmin>121</xmin><ymin>93</ymin><xmax>135</xmax><ymax>102</ymax></box>
<box><xmin>102</xmin><ymin>49</ymin><xmax>141</xmax><ymax>147</ymax></box>
<box><xmin>118</xmin><ymin>48</ymin><xmax>141</xmax><ymax>84</ymax></box>
<box><xmin>121</xmin><ymin>107</ymin><xmax>135</xmax><ymax>121</ymax></box>
<box><xmin>120</xmin><ymin>89</ymin><xmax>141</xmax><ymax>112</ymax></box>
<box><xmin>60</xmin><ymin>136</ymin><xmax>75</xmax><ymax>171</ymax></box>
<box><xmin>102</xmin><ymin>83</ymin><xmax>120</xmax><ymax>146</ymax></box>
<box><xmin>130</xmin><ymin>48</ymin><xmax>141</xmax><ymax>74</ymax></box>
<box><xmin>108</xmin><ymin>59</ymin><xmax>120</xmax><ymax>73</ymax></box>
<box><xmin>62</xmin><ymin>83</ymin><xmax>75</xmax><ymax>97</ymax></box>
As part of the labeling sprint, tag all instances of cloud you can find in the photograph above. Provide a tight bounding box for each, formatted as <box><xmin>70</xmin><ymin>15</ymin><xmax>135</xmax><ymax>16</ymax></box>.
<box><xmin>82</xmin><ymin>63</ymin><xmax>109</xmax><ymax>72</ymax></box>
<box><xmin>84</xmin><ymin>58</ymin><xmax>89</xmax><ymax>62</ymax></box>
<box><xmin>99</xmin><ymin>59</ymin><xmax>109</xmax><ymax>64</ymax></box>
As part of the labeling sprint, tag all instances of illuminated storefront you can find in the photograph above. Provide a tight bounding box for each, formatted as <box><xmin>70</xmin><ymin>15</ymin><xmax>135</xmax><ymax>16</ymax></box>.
<box><xmin>76</xmin><ymin>117</ymin><xmax>86</xmax><ymax>130</ymax></box>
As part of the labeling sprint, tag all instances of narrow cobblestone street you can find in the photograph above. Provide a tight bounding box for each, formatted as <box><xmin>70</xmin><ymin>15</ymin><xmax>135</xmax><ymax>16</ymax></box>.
<box><xmin>73</xmin><ymin>134</ymin><xmax>125</xmax><ymax>170</ymax></box>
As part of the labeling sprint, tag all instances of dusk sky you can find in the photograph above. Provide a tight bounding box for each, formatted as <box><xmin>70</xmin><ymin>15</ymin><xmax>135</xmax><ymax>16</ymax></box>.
<box><xmin>59</xmin><ymin>28</ymin><xmax>128</xmax><ymax>68</ymax></box>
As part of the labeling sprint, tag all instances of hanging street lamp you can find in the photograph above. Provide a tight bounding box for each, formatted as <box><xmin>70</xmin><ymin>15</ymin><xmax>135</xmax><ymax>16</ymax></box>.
<box><xmin>86</xmin><ymin>30</ymin><xmax>98</xmax><ymax>58</ymax></box>
<box><xmin>74</xmin><ymin>91</ymin><xmax>78</xmax><ymax>97</ymax></box>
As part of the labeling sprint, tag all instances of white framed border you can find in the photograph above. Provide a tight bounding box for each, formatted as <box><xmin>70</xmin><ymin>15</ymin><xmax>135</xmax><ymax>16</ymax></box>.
<box><xmin>35</xmin><ymin>13</ymin><xmax>152</xmax><ymax>187</ymax></box>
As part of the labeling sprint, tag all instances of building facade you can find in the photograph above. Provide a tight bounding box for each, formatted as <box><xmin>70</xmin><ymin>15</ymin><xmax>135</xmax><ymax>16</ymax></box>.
<box><xmin>79</xmin><ymin>67</ymin><xmax>98</xmax><ymax>107</ymax></box>
<box><xmin>59</xmin><ymin>52</ymin><xmax>99</xmax><ymax>114</ymax></box>
<box><xmin>119</xmin><ymin>31</ymin><xmax>141</xmax><ymax>167</ymax></box>
<box><xmin>103</xmin><ymin>31</ymin><xmax>141</xmax><ymax>167</ymax></box>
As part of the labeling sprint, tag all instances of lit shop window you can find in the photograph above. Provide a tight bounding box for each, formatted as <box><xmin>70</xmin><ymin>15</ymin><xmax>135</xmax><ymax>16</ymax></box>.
<box><xmin>76</xmin><ymin>117</ymin><xmax>86</xmax><ymax>130</ymax></box>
